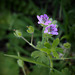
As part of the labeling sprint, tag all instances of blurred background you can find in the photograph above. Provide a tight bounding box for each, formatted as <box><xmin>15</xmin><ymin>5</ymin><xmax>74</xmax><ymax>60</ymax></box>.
<box><xmin>0</xmin><ymin>0</ymin><xmax>75</xmax><ymax>75</ymax></box>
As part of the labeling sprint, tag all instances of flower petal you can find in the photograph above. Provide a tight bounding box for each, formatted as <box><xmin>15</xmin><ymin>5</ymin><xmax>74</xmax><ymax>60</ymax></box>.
<box><xmin>37</xmin><ymin>15</ymin><xmax>41</xmax><ymax>21</ymax></box>
<box><xmin>44</xmin><ymin>30</ymin><xmax>48</xmax><ymax>33</ymax></box>
<box><xmin>51</xmin><ymin>32</ymin><xmax>58</xmax><ymax>35</ymax></box>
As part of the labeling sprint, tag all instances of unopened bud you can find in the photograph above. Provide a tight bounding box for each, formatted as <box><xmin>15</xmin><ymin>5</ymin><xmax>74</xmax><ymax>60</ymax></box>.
<box><xmin>17</xmin><ymin>59</ymin><xmax>24</xmax><ymax>67</ymax></box>
<box><xmin>27</xmin><ymin>26</ymin><xmax>34</xmax><ymax>34</ymax></box>
<box><xmin>14</xmin><ymin>30</ymin><xmax>22</xmax><ymax>37</ymax></box>
<box><xmin>63</xmin><ymin>42</ymin><xmax>71</xmax><ymax>49</ymax></box>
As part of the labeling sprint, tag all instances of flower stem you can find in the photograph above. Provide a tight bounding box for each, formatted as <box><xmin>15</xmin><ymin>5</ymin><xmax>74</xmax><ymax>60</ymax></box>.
<box><xmin>31</xmin><ymin>33</ymin><xmax>33</xmax><ymax>44</ymax></box>
<box><xmin>50</xmin><ymin>59</ymin><xmax>53</xmax><ymax>72</ymax></box>
<box><xmin>21</xmin><ymin>36</ymin><xmax>37</xmax><ymax>49</ymax></box>
<box><xmin>48</xmin><ymin>54</ymin><xmax>53</xmax><ymax>72</ymax></box>
<box><xmin>42</xmin><ymin>27</ymin><xmax>45</xmax><ymax>43</ymax></box>
<box><xmin>22</xmin><ymin>66</ymin><xmax>26</xmax><ymax>75</ymax></box>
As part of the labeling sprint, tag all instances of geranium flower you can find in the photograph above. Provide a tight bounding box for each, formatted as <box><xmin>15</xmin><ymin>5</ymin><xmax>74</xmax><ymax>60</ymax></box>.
<box><xmin>44</xmin><ymin>24</ymin><xmax>58</xmax><ymax>35</ymax></box>
<box><xmin>37</xmin><ymin>14</ymin><xmax>51</xmax><ymax>25</ymax></box>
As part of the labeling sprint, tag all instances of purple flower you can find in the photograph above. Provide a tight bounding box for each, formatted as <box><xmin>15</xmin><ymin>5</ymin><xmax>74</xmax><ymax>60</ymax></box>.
<box><xmin>44</xmin><ymin>24</ymin><xmax>58</xmax><ymax>35</ymax></box>
<box><xmin>37</xmin><ymin>14</ymin><xmax>51</xmax><ymax>25</ymax></box>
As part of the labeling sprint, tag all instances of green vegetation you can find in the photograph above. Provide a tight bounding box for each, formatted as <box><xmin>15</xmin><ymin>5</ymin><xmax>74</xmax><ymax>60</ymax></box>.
<box><xmin>0</xmin><ymin>0</ymin><xmax>75</xmax><ymax>75</ymax></box>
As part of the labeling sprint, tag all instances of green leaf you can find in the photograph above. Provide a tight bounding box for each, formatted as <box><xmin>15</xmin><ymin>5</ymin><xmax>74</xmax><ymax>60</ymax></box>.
<box><xmin>50</xmin><ymin>69</ymin><xmax>62</xmax><ymax>75</ymax></box>
<box><xmin>5</xmin><ymin>54</ymin><xmax>50</xmax><ymax>68</ymax></box>
<box><xmin>29</xmin><ymin>66</ymin><xmax>50</xmax><ymax>75</ymax></box>
<box><xmin>52</xmin><ymin>38</ymin><xmax>59</xmax><ymax>48</ymax></box>
<box><xmin>36</xmin><ymin>53</ymin><xmax>49</xmax><ymax>65</ymax></box>
<box><xmin>60</xmin><ymin>35</ymin><xmax>69</xmax><ymax>40</ymax></box>
<box><xmin>44</xmin><ymin>42</ymin><xmax>51</xmax><ymax>49</ymax></box>
<box><xmin>61</xmin><ymin>68</ymin><xmax>71</xmax><ymax>75</ymax></box>
<box><xmin>0</xmin><ymin>53</ymin><xmax>19</xmax><ymax>75</ymax></box>
<box><xmin>52</xmin><ymin>51</ymin><xmax>59</xmax><ymax>58</ymax></box>
<box><xmin>31</xmin><ymin>51</ymin><xmax>49</xmax><ymax>65</ymax></box>
<box><xmin>40</xmin><ymin>48</ymin><xmax>51</xmax><ymax>53</ymax></box>
<box><xmin>31</xmin><ymin>51</ymin><xmax>40</xmax><ymax>58</ymax></box>
<box><xmin>56</xmin><ymin>48</ymin><xmax>63</xmax><ymax>53</ymax></box>
<box><xmin>36</xmin><ymin>41</ymin><xmax>44</xmax><ymax>49</ymax></box>
<box><xmin>50</xmin><ymin>68</ymin><xmax>72</xmax><ymax>75</ymax></box>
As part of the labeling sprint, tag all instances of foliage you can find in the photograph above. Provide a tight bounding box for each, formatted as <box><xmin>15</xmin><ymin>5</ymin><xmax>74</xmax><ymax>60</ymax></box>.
<box><xmin>50</xmin><ymin>68</ymin><xmax>71</xmax><ymax>75</ymax></box>
<box><xmin>29</xmin><ymin>66</ymin><xmax>50</xmax><ymax>75</ymax></box>
<box><xmin>0</xmin><ymin>0</ymin><xmax>75</xmax><ymax>75</ymax></box>
<box><xmin>0</xmin><ymin>52</ymin><xmax>19</xmax><ymax>75</ymax></box>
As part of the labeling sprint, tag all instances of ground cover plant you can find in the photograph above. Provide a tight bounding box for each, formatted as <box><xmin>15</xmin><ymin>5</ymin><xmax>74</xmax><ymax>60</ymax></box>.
<box><xmin>0</xmin><ymin>0</ymin><xmax>75</xmax><ymax>75</ymax></box>
<box><xmin>5</xmin><ymin>14</ymin><xmax>74</xmax><ymax>75</ymax></box>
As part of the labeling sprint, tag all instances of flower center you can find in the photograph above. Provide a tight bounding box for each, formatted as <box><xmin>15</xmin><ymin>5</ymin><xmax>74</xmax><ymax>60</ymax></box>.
<box><xmin>49</xmin><ymin>26</ymin><xmax>54</xmax><ymax>32</ymax></box>
<box><xmin>42</xmin><ymin>16</ymin><xmax>47</xmax><ymax>22</ymax></box>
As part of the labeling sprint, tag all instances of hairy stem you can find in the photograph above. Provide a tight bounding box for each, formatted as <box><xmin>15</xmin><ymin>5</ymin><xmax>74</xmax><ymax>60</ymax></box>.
<box><xmin>22</xmin><ymin>66</ymin><xmax>26</xmax><ymax>75</ymax></box>
<box><xmin>48</xmin><ymin>54</ymin><xmax>53</xmax><ymax>72</ymax></box>
<box><xmin>21</xmin><ymin>36</ymin><xmax>37</xmax><ymax>49</ymax></box>
<box><xmin>42</xmin><ymin>27</ymin><xmax>45</xmax><ymax>43</ymax></box>
<box><xmin>31</xmin><ymin>33</ymin><xmax>33</xmax><ymax>44</ymax></box>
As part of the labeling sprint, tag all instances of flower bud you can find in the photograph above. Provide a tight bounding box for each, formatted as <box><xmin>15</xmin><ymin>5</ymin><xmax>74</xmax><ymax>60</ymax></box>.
<box><xmin>14</xmin><ymin>30</ymin><xmax>22</xmax><ymax>37</ymax></box>
<box><xmin>27</xmin><ymin>26</ymin><xmax>34</xmax><ymax>34</ymax></box>
<box><xmin>63</xmin><ymin>42</ymin><xmax>71</xmax><ymax>49</ymax></box>
<box><xmin>17</xmin><ymin>59</ymin><xmax>24</xmax><ymax>67</ymax></box>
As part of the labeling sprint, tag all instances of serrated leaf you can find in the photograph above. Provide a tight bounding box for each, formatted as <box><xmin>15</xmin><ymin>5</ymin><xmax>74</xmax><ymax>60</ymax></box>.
<box><xmin>31</xmin><ymin>51</ymin><xmax>40</xmax><ymax>58</ymax></box>
<box><xmin>56</xmin><ymin>48</ymin><xmax>63</xmax><ymax>53</ymax></box>
<box><xmin>51</xmin><ymin>48</ymin><xmax>59</xmax><ymax>58</ymax></box>
<box><xmin>36</xmin><ymin>53</ymin><xmax>49</xmax><ymax>65</ymax></box>
<box><xmin>52</xmin><ymin>38</ymin><xmax>59</xmax><ymax>48</ymax></box>
<box><xmin>62</xmin><ymin>68</ymin><xmax>71</xmax><ymax>75</ymax></box>
<box><xmin>50</xmin><ymin>68</ymin><xmax>71</xmax><ymax>75</ymax></box>
<box><xmin>40</xmin><ymin>48</ymin><xmax>51</xmax><ymax>53</ymax></box>
<box><xmin>52</xmin><ymin>51</ymin><xmax>59</xmax><ymax>58</ymax></box>
<box><xmin>29</xmin><ymin>66</ymin><xmax>50</xmax><ymax>75</ymax></box>
<box><xmin>44</xmin><ymin>42</ymin><xmax>51</xmax><ymax>49</ymax></box>
<box><xmin>50</xmin><ymin>69</ymin><xmax>62</xmax><ymax>75</ymax></box>
<box><xmin>36</xmin><ymin>41</ymin><xmax>44</xmax><ymax>49</ymax></box>
<box><xmin>31</xmin><ymin>51</ymin><xmax>49</xmax><ymax>65</ymax></box>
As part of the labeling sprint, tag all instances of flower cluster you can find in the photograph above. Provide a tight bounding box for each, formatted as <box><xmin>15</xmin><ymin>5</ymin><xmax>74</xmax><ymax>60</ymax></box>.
<box><xmin>37</xmin><ymin>14</ymin><xmax>58</xmax><ymax>35</ymax></box>
<box><xmin>37</xmin><ymin>14</ymin><xmax>51</xmax><ymax>25</ymax></box>
<box><xmin>44</xmin><ymin>24</ymin><xmax>58</xmax><ymax>35</ymax></box>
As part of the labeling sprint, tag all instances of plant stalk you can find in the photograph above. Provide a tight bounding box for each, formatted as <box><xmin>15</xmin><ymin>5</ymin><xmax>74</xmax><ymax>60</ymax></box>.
<box><xmin>48</xmin><ymin>54</ymin><xmax>53</xmax><ymax>72</ymax></box>
<box><xmin>21</xmin><ymin>36</ymin><xmax>37</xmax><ymax>49</ymax></box>
<box><xmin>31</xmin><ymin>33</ymin><xmax>33</xmax><ymax>44</ymax></box>
<box><xmin>22</xmin><ymin>66</ymin><xmax>26</xmax><ymax>75</ymax></box>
